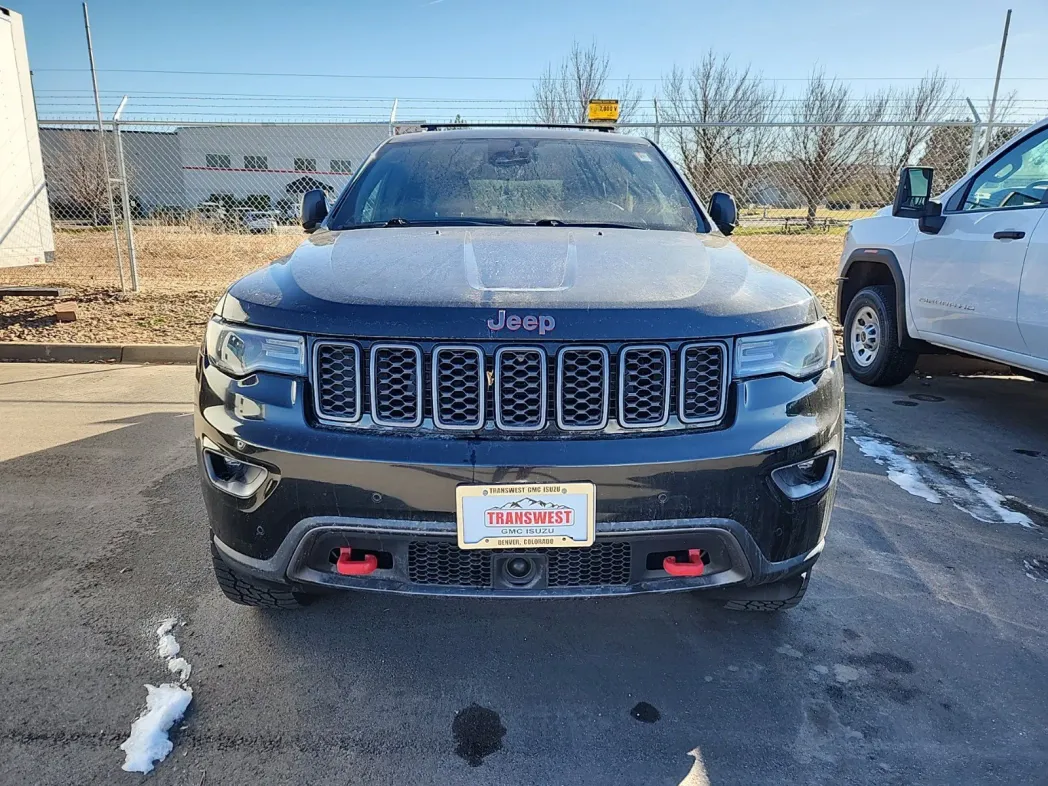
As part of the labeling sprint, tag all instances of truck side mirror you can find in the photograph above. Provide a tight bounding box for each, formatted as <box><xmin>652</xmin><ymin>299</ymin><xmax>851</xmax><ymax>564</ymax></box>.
<box><xmin>918</xmin><ymin>199</ymin><xmax>946</xmax><ymax>235</ymax></box>
<box><xmin>300</xmin><ymin>189</ymin><xmax>329</xmax><ymax>233</ymax></box>
<box><xmin>892</xmin><ymin>167</ymin><xmax>934</xmax><ymax>218</ymax></box>
<box><xmin>708</xmin><ymin>191</ymin><xmax>738</xmax><ymax>236</ymax></box>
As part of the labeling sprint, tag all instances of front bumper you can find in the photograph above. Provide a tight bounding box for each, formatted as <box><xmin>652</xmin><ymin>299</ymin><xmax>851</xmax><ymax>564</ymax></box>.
<box><xmin>197</xmin><ymin>355</ymin><xmax>844</xmax><ymax>597</ymax></box>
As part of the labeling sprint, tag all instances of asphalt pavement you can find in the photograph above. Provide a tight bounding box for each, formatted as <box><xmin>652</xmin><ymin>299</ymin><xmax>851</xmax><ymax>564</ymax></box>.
<box><xmin>0</xmin><ymin>362</ymin><xmax>1046</xmax><ymax>785</ymax></box>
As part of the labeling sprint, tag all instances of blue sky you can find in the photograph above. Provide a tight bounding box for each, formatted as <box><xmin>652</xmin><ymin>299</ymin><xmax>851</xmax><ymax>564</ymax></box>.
<box><xmin>16</xmin><ymin>0</ymin><xmax>1048</xmax><ymax>121</ymax></box>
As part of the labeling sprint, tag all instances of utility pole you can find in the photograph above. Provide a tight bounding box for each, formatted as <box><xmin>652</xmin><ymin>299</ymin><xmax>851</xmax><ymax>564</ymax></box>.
<box><xmin>83</xmin><ymin>1</ymin><xmax>125</xmax><ymax>291</ymax></box>
<box><xmin>983</xmin><ymin>8</ymin><xmax>1012</xmax><ymax>158</ymax></box>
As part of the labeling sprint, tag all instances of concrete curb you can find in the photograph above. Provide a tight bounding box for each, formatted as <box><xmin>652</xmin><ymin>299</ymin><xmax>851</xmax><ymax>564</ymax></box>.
<box><xmin>0</xmin><ymin>343</ymin><xmax>198</xmax><ymax>364</ymax></box>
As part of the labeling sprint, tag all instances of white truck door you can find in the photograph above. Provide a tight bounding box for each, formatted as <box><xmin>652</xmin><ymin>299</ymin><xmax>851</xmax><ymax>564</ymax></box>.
<box><xmin>1018</xmin><ymin>209</ymin><xmax>1048</xmax><ymax>360</ymax></box>
<box><xmin>909</xmin><ymin>126</ymin><xmax>1048</xmax><ymax>354</ymax></box>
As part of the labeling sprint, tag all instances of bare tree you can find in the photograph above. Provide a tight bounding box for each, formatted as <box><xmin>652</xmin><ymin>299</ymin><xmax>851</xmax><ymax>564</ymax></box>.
<box><xmin>531</xmin><ymin>41</ymin><xmax>642</xmax><ymax>124</ymax></box>
<box><xmin>47</xmin><ymin>131</ymin><xmax>122</xmax><ymax>226</ymax></box>
<box><xmin>661</xmin><ymin>51</ymin><xmax>781</xmax><ymax>200</ymax></box>
<box><xmin>865</xmin><ymin>71</ymin><xmax>959</xmax><ymax>202</ymax></box>
<box><xmin>918</xmin><ymin>90</ymin><xmax>1020</xmax><ymax>189</ymax></box>
<box><xmin>783</xmin><ymin>70</ymin><xmax>884</xmax><ymax>228</ymax></box>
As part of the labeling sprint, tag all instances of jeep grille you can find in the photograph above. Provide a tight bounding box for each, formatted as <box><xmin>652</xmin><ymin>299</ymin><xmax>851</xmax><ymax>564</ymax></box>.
<box><xmin>312</xmin><ymin>340</ymin><xmax>728</xmax><ymax>434</ymax></box>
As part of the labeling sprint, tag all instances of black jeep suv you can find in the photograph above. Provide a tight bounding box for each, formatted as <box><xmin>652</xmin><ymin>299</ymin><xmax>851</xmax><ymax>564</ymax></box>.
<box><xmin>196</xmin><ymin>127</ymin><xmax>843</xmax><ymax>611</ymax></box>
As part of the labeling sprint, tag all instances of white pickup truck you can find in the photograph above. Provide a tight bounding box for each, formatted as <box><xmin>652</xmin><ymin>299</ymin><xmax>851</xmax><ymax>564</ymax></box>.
<box><xmin>838</xmin><ymin>117</ymin><xmax>1048</xmax><ymax>386</ymax></box>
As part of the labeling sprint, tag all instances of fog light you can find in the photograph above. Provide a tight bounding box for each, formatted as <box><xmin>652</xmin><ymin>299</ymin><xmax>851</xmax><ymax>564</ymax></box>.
<box><xmin>202</xmin><ymin>444</ymin><xmax>269</xmax><ymax>498</ymax></box>
<box><xmin>771</xmin><ymin>452</ymin><xmax>835</xmax><ymax>501</ymax></box>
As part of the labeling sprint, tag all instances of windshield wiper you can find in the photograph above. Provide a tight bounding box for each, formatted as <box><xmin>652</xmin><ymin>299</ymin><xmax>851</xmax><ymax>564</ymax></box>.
<box><xmin>347</xmin><ymin>217</ymin><xmax>518</xmax><ymax>229</ymax></box>
<box><xmin>532</xmin><ymin>219</ymin><xmax>646</xmax><ymax>229</ymax></box>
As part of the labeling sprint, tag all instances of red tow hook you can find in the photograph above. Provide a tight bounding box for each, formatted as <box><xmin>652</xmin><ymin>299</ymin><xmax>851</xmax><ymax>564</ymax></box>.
<box><xmin>335</xmin><ymin>547</ymin><xmax>378</xmax><ymax>576</ymax></box>
<box><xmin>663</xmin><ymin>549</ymin><xmax>705</xmax><ymax>577</ymax></box>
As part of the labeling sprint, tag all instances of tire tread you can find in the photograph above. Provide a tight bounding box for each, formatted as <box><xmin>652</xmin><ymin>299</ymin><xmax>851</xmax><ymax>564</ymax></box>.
<box><xmin>720</xmin><ymin>571</ymin><xmax>810</xmax><ymax>612</ymax></box>
<box><xmin>210</xmin><ymin>541</ymin><xmax>305</xmax><ymax>608</ymax></box>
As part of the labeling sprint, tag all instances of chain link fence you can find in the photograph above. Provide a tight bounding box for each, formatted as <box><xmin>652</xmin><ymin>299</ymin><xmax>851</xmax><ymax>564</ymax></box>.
<box><xmin>0</xmin><ymin>116</ymin><xmax>1028</xmax><ymax>342</ymax></box>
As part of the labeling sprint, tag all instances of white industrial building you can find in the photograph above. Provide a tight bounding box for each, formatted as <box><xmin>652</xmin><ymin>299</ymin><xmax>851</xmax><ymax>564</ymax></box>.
<box><xmin>40</xmin><ymin>122</ymin><xmax>392</xmax><ymax>217</ymax></box>
<box><xmin>1</xmin><ymin>6</ymin><xmax>54</xmax><ymax>267</ymax></box>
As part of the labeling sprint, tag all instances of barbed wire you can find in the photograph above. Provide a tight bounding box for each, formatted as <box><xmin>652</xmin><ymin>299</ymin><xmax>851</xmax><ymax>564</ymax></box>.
<box><xmin>31</xmin><ymin>67</ymin><xmax>1048</xmax><ymax>82</ymax></box>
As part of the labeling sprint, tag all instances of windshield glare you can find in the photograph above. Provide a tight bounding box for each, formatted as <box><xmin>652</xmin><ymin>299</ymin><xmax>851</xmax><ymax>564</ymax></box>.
<box><xmin>328</xmin><ymin>136</ymin><xmax>705</xmax><ymax>232</ymax></box>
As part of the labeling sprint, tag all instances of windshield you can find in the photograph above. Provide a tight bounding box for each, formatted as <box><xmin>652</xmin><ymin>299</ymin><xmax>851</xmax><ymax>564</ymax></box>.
<box><xmin>327</xmin><ymin>136</ymin><xmax>705</xmax><ymax>232</ymax></box>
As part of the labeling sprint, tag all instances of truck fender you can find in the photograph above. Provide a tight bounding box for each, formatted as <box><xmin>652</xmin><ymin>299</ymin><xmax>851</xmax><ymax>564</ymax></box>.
<box><xmin>837</xmin><ymin>249</ymin><xmax>919</xmax><ymax>349</ymax></box>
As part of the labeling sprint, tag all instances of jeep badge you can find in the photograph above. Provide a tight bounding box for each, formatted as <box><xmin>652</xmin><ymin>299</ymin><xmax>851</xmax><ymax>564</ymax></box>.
<box><xmin>486</xmin><ymin>310</ymin><xmax>556</xmax><ymax>335</ymax></box>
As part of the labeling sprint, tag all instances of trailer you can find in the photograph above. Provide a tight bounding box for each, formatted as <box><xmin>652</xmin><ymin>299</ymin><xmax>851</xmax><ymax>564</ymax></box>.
<box><xmin>0</xmin><ymin>5</ymin><xmax>54</xmax><ymax>268</ymax></box>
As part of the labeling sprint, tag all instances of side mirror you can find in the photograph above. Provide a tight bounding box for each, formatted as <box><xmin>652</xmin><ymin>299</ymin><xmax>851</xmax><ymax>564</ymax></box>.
<box><xmin>708</xmin><ymin>191</ymin><xmax>738</xmax><ymax>236</ymax></box>
<box><xmin>918</xmin><ymin>199</ymin><xmax>946</xmax><ymax>235</ymax></box>
<box><xmin>300</xmin><ymin>189</ymin><xmax>328</xmax><ymax>233</ymax></box>
<box><xmin>892</xmin><ymin>167</ymin><xmax>933</xmax><ymax>218</ymax></box>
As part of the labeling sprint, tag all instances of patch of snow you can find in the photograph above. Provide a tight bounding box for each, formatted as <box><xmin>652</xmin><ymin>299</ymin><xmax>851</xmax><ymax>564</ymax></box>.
<box><xmin>156</xmin><ymin>618</ymin><xmax>180</xmax><ymax>660</ymax></box>
<box><xmin>850</xmin><ymin>435</ymin><xmax>942</xmax><ymax>504</ymax></box>
<box><xmin>833</xmin><ymin>664</ymin><xmax>862</xmax><ymax>684</ymax></box>
<box><xmin>167</xmin><ymin>657</ymin><xmax>191</xmax><ymax>682</ymax></box>
<box><xmin>119</xmin><ymin>684</ymin><xmax>193</xmax><ymax>773</ymax></box>
<box><xmin>1024</xmin><ymin>559</ymin><xmax>1048</xmax><ymax>583</ymax></box>
<box><xmin>844</xmin><ymin>410</ymin><xmax>870</xmax><ymax>430</ymax></box>
<box><xmin>776</xmin><ymin>644</ymin><xmax>803</xmax><ymax>659</ymax></box>
<box><xmin>960</xmin><ymin>476</ymin><xmax>1035</xmax><ymax>529</ymax></box>
<box><xmin>846</xmin><ymin>409</ymin><xmax>1037</xmax><ymax>528</ymax></box>
<box><xmin>119</xmin><ymin>618</ymin><xmax>193</xmax><ymax>774</ymax></box>
<box><xmin>813</xmin><ymin>665</ymin><xmax>829</xmax><ymax>675</ymax></box>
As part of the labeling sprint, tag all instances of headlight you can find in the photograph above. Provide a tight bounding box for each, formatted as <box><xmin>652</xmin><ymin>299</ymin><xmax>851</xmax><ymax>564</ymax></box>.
<box><xmin>734</xmin><ymin>320</ymin><xmax>834</xmax><ymax>380</ymax></box>
<box><xmin>204</xmin><ymin>317</ymin><xmax>305</xmax><ymax>377</ymax></box>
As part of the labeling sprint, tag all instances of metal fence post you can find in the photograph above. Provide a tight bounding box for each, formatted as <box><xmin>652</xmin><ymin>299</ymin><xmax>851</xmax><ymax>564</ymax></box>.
<box><xmin>965</xmin><ymin>98</ymin><xmax>983</xmax><ymax>173</ymax></box>
<box><xmin>112</xmin><ymin>96</ymin><xmax>139</xmax><ymax>291</ymax></box>
<box><xmin>83</xmin><ymin>2</ymin><xmax>125</xmax><ymax>291</ymax></box>
<box><xmin>652</xmin><ymin>98</ymin><xmax>660</xmax><ymax>145</ymax></box>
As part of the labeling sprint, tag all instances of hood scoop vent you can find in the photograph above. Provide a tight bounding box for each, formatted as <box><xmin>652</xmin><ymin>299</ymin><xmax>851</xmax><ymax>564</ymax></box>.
<box><xmin>463</xmin><ymin>230</ymin><xmax>577</xmax><ymax>292</ymax></box>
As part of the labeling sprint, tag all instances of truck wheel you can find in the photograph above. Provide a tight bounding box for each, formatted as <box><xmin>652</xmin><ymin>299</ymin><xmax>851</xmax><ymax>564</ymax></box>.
<box><xmin>844</xmin><ymin>285</ymin><xmax>918</xmax><ymax>386</ymax></box>
<box><xmin>210</xmin><ymin>540</ymin><xmax>311</xmax><ymax>609</ymax></box>
<box><xmin>713</xmin><ymin>571</ymin><xmax>811</xmax><ymax>612</ymax></box>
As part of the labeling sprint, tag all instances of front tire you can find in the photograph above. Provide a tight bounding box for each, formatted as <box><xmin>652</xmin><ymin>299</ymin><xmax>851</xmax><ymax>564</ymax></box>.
<box><xmin>844</xmin><ymin>285</ymin><xmax>918</xmax><ymax>386</ymax></box>
<box><xmin>210</xmin><ymin>540</ymin><xmax>311</xmax><ymax>609</ymax></box>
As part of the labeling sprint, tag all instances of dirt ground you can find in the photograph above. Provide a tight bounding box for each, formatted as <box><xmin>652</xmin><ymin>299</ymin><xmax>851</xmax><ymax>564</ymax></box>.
<box><xmin>0</xmin><ymin>228</ymin><xmax>844</xmax><ymax>344</ymax></box>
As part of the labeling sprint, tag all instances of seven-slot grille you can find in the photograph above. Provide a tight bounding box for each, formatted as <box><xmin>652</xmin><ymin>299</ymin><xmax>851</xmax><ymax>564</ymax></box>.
<box><xmin>313</xmin><ymin>341</ymin><xmax>727</xmax><ymax>433</ymax></box>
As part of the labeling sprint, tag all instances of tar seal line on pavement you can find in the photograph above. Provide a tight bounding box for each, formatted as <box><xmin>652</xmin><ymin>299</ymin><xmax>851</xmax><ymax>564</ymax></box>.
<box><xmin>119</xmin><ymin>618</ymin><xmax>194</xmax><ymax>774</ymax></box>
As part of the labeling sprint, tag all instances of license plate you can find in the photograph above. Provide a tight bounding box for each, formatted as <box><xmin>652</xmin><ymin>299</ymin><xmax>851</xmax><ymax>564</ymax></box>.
<box><xmin>455</xmin><ymin>482</ymin><xmax>595</xmax><ymax>550</ymax></box>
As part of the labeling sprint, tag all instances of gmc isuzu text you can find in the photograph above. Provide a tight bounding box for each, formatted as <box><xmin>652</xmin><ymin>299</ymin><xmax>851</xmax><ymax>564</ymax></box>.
<box><xmin>196</xmin><ymin>127</ymin><xmax>844</xmax><ymax>611</ymax></box>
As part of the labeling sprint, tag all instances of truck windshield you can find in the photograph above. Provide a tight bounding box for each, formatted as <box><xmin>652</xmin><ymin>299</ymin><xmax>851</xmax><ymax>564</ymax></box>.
<box><xmin>327</xmin><ymin>135</ymin><xmax>705</xmax><ymax>232</ymax></box>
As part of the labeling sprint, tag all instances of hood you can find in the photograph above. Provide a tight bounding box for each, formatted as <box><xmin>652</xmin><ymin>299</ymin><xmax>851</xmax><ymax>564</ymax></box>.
<box><xmin>219</xmin><ymin>226</ymin><xmax>820</xmax><ymax>340</ymax></box>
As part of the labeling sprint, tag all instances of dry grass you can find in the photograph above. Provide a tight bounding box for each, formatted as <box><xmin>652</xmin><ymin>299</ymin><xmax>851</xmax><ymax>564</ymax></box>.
<box><xmin>1</xmin><ymin>227</ymin><xmax>844</xmax><ymax>344</ymax></box>
<box><xmin>733</xmin><ymin>234</ymin><xmax>843</xmax><ymax>317</ymax></box>
<box><xmin>739</xmin><ymin>207</ymin><xmax>876</xmax><ymax>221</ymax></box>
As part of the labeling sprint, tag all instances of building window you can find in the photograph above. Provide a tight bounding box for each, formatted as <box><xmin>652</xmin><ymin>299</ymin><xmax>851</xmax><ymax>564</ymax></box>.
<box><xmin>294</xmin><ymin>157</ymin><xmax>316</xmax><ymax>172</ymax></box>
<box><xmin>244</xmin><ymin>155</ymin><xmax>268</xmax><ymax>171</ymax></box>
<box><xmin>330</xmin><ymin>159</ymin><xmax>353</xmax><ymax>174</ymax></box>
<box><xmin>205</xmin><ymin>154</ymin><xmax>231</xmax><ymax>169</ymax></box>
